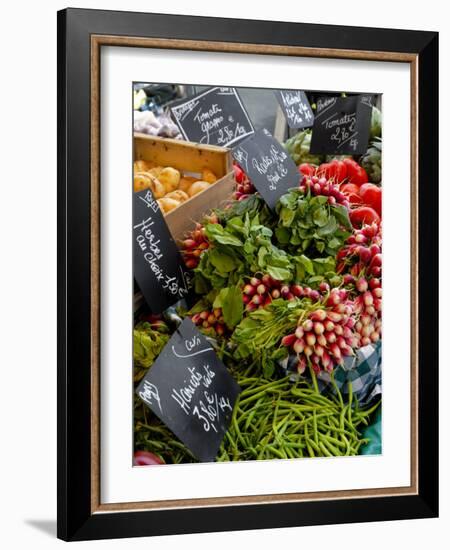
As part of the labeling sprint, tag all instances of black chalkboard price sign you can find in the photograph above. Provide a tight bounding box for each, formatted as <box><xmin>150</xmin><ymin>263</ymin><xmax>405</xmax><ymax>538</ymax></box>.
<box><xmin>170</xmin><ymin>87</ymin><xmax>254</xmax><ymax>147</ymax></box>
<box><xmin>136</xmin><ymin>318</ymin><xmax>241</xmax><ymax>462</ymax></box>
<box><xmin>232</xmin><ymin>128</ymin><xmax>300</xmax><ymax>210</ymax></box>
<box><xmin>275</xmin><ymin>89</ymin><xmax>314</xmax><ymax>129</ymax></box>
<box><xmin>310</xmin><ymin>95</ymin><xmax>373</xmax><ymax>155</ymax></box>
<box><xmin>133</xmin><ymin>189</ymin><xmax>191</xmax><ymax>314</ymax></box>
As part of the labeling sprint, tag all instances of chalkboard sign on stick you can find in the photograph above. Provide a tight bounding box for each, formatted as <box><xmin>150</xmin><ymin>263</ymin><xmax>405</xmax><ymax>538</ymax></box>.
<box><xmin>170</xmin><ymin>87</ymin><xmax>254</xmax><ymax>147</ymax></box>
<box><xmin>310</xmin><ymin>95</ymin><xmax>373</xmax><ymax>155</ymax></box>
<box><xmin>232</xmin><ymin>129</ymin><xmax>300</xmax><ymax>210</ymax></box>
<box><xmin>136</xmin><ymin>318</ymin><xmax>241</xmax><ymax>462</ymax></box>
<box><xmin>275</xmin><ymin>90</ymin><xmax>314</xmax><ymax>129</ymax></box>
<box><xmin>133</xmin><ymin>189</ymin><xmax>192</xmax><ymax>314</ymax></box>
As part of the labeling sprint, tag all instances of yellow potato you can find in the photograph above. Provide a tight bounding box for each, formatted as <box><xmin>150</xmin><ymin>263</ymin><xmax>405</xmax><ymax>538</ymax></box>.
<box><xmin>133</xmin><ymin>172</ymin><xmax>153</xmax><ymax>192</ymax></box>
<box><xmin>158</xmin><ymin>167</ymin><xmax>180</xmax><ymax>193</ymax></box>
<box><xmin>157</xmin><ymin>197</ymin><xmax>180</xmax><ymax>214</ymax></box>
<box><xmin>149</xmin><ymin>178</ymin><xmax>165</xmax><ymax>199</ymax></box>
<box><xmin>187</xmin><ymin>181</ymin><xmax>210</xmax><ymax>197</ymax></box>
<box><xmin>134</xmin><ymin>160</ymin><xmax>154</xmax><ymax>172</ymax></box>
<box><xmin>178</xmin><ymin>176</ymin><xmax>198</xmax><ymax>193</ymax></box>
<box><xmin>148</xmin><ymin>166</ymin><xmax>164</xmax><ymax>178</ymax></box>
<box><xmin>165</xmin><ymin>190</ymin><xmax>189</xmax><ymax>203</ymax></box>
<box><xmin>202</xmin><ymin>168</ymin><xmax>217</xmax><ymax>184</ymax></box>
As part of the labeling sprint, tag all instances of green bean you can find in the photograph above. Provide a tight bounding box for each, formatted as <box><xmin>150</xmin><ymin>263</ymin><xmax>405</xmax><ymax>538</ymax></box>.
<box><xmin>319</xmin><ymin>442</ymin><xmax>333</xmax><ymax>457</ymax></box>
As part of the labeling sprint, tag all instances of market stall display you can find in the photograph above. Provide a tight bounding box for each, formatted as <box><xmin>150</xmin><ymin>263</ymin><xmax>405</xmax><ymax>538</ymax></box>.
<box><xmin>132</xmin><ymin>86</ymin><xmax>383</xmax><ymax>466</ymax></box>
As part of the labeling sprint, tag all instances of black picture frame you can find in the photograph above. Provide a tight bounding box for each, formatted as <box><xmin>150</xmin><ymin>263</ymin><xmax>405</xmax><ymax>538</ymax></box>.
<box><xmin>57</xmin><ymin>8</ymin><xmax>439</xmax><ymax>541</ymax></box>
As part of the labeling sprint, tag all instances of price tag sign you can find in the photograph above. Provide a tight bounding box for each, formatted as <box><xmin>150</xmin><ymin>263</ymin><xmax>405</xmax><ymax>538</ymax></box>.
<box><xmin>133</xmin><ymin>189</ymin><xmax>192</xmax><ymax>314</ymax></box>
<box><xmin>310</xmin><ymin>95</ymin><xmax>373</xmax><ymax>155</ymax></box>
<box><xmin>170</xmin><ymin>87</ymin><xmax>254</xmax><ymax>147</ymax></box>
<box><xmin>275</xmin><ymin>90</ymin><xmax>314</xmax><ymax>129</ymax></box>
<box><xmin>136</xmin><ymin>318</ymin><xmax>241</xmax><ymax>462</ymax></box>
<box><xmin>232</xmin><ymin>129</ymin><xmax>299</xmax><ymax>209</ymax></box>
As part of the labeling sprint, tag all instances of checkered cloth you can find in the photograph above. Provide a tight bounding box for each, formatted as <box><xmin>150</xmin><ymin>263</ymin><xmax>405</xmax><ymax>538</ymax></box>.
<box><xmin>279</xmin><ymin>341</ymin><xmax>382</xmax><ymax>407</ymax></box>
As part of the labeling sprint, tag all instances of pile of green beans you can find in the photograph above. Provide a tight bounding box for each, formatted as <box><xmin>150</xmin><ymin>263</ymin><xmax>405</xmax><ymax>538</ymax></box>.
<box><xmin>134</xmin><ymin>366</ymin><xmax>380</xmax><ymax>464</ymax></box>
<box><xmin>217</xmin><ymin>367</ymin><xmax>379</xmax><ymax>461</ymax></box>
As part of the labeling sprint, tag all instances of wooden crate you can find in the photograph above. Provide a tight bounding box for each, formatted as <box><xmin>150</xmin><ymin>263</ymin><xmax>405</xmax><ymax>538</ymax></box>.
<box><xmin>134</xmin><ymin>133</ymin><xmax>235</xmax><ymax>241</ymax></box>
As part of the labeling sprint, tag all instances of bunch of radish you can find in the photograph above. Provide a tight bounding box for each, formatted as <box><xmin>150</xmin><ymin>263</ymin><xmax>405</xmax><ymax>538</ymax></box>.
<box><xmin>352</xmin><ymin>277</ymin><xmax>382</xmax><ymax>347</ymax></box>
<box><xmin>242</xmin><ymin>274</ymin><xmax>323</xmax><ymax>312</ymax></box>
<box><xmin>233</xmin><ymin>164</ymin><xmax>256</xmax><ymax>201</ymax></box>
<box><xmin>281</xmin><ymin>288</ymin><xmax>356</xmax><ymax>374</ymax></box>
<box><xmin>180</xmin><ymin>213</ymin><xmax>219</xmax><ymax>269</ymax></box>
<box><xmin>190</xmin><ymin>307</ymin><xmax>228</xmax><ymax>337</ymax></box>
<box><xmin>337</xmin><ymin>222</ymin><xmax>382</xmax><ymax>278</ymax></box>
<box><xmin>299</xmin><ymin>174</ymin><xmax>350</xmax><ymax>208</ymax></box>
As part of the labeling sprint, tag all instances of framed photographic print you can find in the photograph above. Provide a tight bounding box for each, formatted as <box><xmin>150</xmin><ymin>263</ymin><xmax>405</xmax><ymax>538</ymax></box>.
<box><xmin>57</xmin><ymin>8</ymin><xmax>439</xmax><ymax>541</ymax></box>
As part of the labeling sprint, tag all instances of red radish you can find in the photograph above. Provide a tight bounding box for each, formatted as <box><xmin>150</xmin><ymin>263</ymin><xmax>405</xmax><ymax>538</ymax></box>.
<box><xmin>370</xmin><ymin>266</ymin><xmax>382</xmax><ymax>277</ymax></box>
<box><xmin>314</xmin><ymin>322</ymin><xmax>325</xmax><ymax>335</ymax></box>
<box><xmin>256</xmin><ymin>284</ymin><xmax>266</xmax><ymax>295</ymax></box>
<box><xmin>271</xmin><ymin>289</ymin><xmax>280</xmax><ymax>299</ymax></box>
<box><xmin>243</xmin><ymin>284</ymin><xmax>255</xmax><ymax>296</ymax></box>
<box><xmin>310</xmin><ymin>309</ymin><xmax>327</xmax><ymax>321</ymax></box>
<box><xmin>302</xmin><ymin>319</ymin><xmax>313</xmax><ymax>331</ymax></box>
<box><xmin>314</xmin><ymin>345</ymin><xmax>325</xmax><ymax>357</ymax></box>
<box><xmin>290</xmin><ymin>284</ymin><xmax>304</xmax><ymax>297</ymax></box>
<box><xmin>251</xmin><ymin>295</ymin><xmax>262</xmax><ymax>305</ymax></box>
<box><xmin>250</xmin><ymin>277</ymin><xmax>260</xmax><ymax>287</ymax></box>
<box><xmin>304</xmin><ymin>345</ymin><xmax>314</xmax><ymax>357</ymax></box>
<box><xmin>327</xmin><ymin>311</ymin><xmax>342</xmax><ymax>323</ymax></box>
<box><xmin>306</xmin><ymin>333</ymin><xmax>317</xmax><ymax>346</ymax></box>
<box><xmin>280</xmin><ymin>285</ymin><xmax>290</xmax><ymax>298</ymax></box>
<box><xmin>183</xmin><ymin>238</ymin><xmax>197</xmax><ymax>249</ymax></box>
<box><xmin>242</xmin><ymin>294</ymin><xmax>250</xmax><ymax>305</ymax></box>
<box><xmin>343</xmin><ymin>274</ymin><xmax>355</xmax><ymax>285</ymax></box>
<box><xmin>296</xmin><ymin>357</ymin><xmax>307</xmax><ymax>373</ymax></box>
<box><xmin>184</xmin><ymin>259</ymin><xmax>198</xmax><ymax>269</ymax></box>
<box><xmin>356</xmin><ymin>277</ymin><xmax>368</xmax><ymax>292</ymax></box>
<box><xmin>281</xmin><ymin>333</ymin><xmax>296</xmax><ymax>347</ymax></box>
<box><xmin>330</xmin><ymin>344</ymin><xmax>342</xmax><ymax>359</ymax></box>
<box><xmin>295</xmin><ymin>326</ymin><xmax>304</xmax><ymax>339</ymax></box>
<box><xmin>309</xmin><ymin>290</ymin><xmax>320</xmax><ymax>301</ymax></box>
<box><xmin>317</xmin><ymin>334</ymin><xmax>327</xmax><ymax>347</ymax></box>
<box><xmin>326</xmin><ymin>331</ymin><xmax>337</xmax><ymax>344</ymax></box>
<box><xmin>134</xmin><ymin>451</ymin><xmax>165</xmax><ymax>466</ymax></box>
<box><xmin>363</xmin><ymin>291</ymin><xmax>374</xmax><ymax>306</ymax></box>
<box><xmin>324</xmin><ymin>320</ymin><xmax>335</xmax><ymax>332</ymax></box>
<box><xmin>319</xmin><ymin>282</ymin><xmax>330</xmax><ymax>293</ymax></box>
<box><xmin>199</xmin><ymin>311</ymin><xmax>209</xmax><ymax>320</ymax></box>
<box><xmin>369</xmin><ymin>278</ymin><xmax>381</xmax><ymax>289</ymax></box>
<box><xmin>207</xmin><ymin>314</ymin><xmax>216</xmax><ymax>325</ymax></box>
<box><xmin>293</xmin><ymin>339</ymin><xmax>305</xmax><ymax>354</ymax></box>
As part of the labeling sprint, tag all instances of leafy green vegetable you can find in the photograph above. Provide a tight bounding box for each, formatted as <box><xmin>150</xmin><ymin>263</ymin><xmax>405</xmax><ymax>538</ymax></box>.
<box><xmin>221</xmin><ymin>285</ymin><xmax>244</xmax><ymax>329</ymax></box>
<box><xmin>133</xmin><ymin>322</ymin><xmax>170</xmax><ymax>382</ymax></box>
<box><xmin>274</xmin><ymin>189</ymin><xmax>351</xmax><ymax>258</ymax></box>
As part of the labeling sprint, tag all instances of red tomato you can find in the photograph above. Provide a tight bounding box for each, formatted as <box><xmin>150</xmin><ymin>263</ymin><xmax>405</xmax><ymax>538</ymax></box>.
<box><xmin>349</xmin><ymin>207</ymin><xmax>381</xmax><ymax>228</ymax></box>
<box><xmin>343</xmin><ymin>159</ymin><xmax>369</xmax><ymax>186</ymax></box>
<box><xmin>316</xmin><ymin>162</ymin><xmax>332</xmax><ymax>178</ymax></box>
<box><xmin>359</xmin><ymin>183</ymin><xmax>382</xmax><ymax>216</ymax></box>
<box><xmin>233</xmin><ymin>164</ymin><xmax>245</xmax><ymax>184</ymax></box>
<box><xmin>328</xmin><ymin>160</ymin><xmax>347</xmax><ymax>183</ymax></box>
<box><xmin>340</xmin><ymin>183</ymin><xmax>363</xmax><ymax>205</ymax></box>
<box><xmin>298</xmin><ymin>163</ymin><xmax>316</xmax><ymax>177</ymax></box>
<box><xmin>134</xmin><ymin>451</ymin><xmax>165</xmax><ymax>466</ymax></box>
